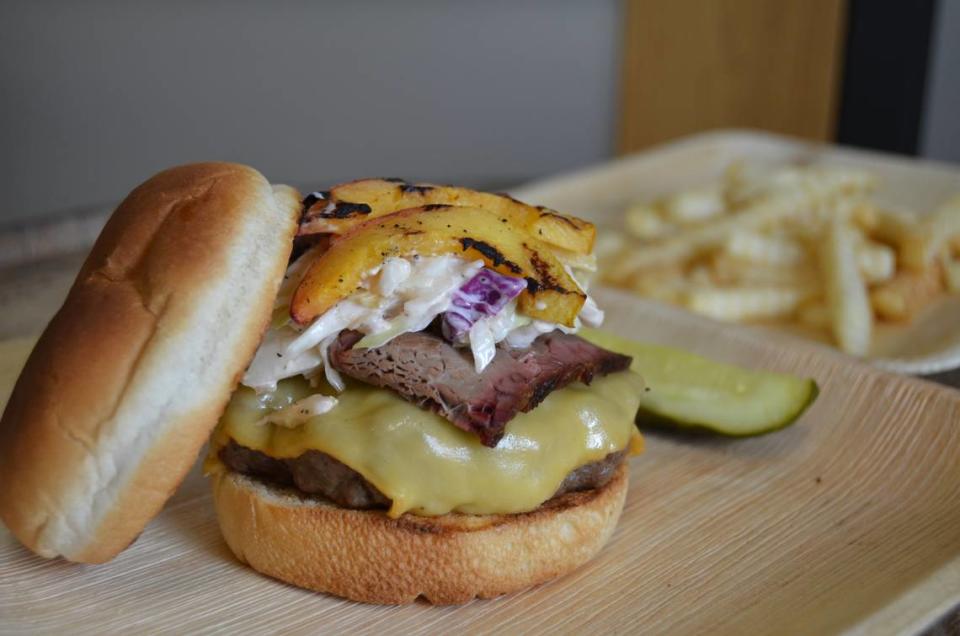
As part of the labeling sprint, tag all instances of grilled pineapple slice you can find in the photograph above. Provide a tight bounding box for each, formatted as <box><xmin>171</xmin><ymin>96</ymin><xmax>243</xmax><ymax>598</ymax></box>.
<box><xmin>299</xmin><ymin>178</ymin><xmax>596</xmax><ymax>255</ymax></box>
<box><xmin>291</xmin><ymin>205</ymin><xmax>586</xmax><ymax>326</ymax></box>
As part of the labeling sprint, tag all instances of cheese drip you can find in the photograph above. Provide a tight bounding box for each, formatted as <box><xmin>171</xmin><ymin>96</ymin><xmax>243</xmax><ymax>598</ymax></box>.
<box><xmin>208</xmin><ymin>373</ymin><xmax>644</xmax><ymax>517</ymax></box>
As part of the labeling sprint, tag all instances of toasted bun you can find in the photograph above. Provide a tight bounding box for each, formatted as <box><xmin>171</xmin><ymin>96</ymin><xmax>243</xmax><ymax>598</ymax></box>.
<box><xmin>211</xmin><ymin>465</ymin><xmax>628</xmax><ymax>604</ymax></box>
<box><xmin>0</xmin><ymin>163</ymin><xmax>300</xmax><ymax>563</ymax></box>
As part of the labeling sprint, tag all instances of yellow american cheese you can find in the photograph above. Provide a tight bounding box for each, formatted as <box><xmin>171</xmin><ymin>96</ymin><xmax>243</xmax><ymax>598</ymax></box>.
<box><xmin>208</xmin><ymin>372</ymin><xmax>644</xmax><ymax>517</ymax></box>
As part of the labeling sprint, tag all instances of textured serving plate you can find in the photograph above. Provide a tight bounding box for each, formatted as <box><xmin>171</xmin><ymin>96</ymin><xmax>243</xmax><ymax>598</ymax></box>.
<box><xmin>513</xmin><ymin>130</ymin><xmax>960</xmax><ymax>375</ymax></box>
<box><xmin>1</xmin><ymin>287</ymin><xmax>959</xmax><ymax>634</ymax></box>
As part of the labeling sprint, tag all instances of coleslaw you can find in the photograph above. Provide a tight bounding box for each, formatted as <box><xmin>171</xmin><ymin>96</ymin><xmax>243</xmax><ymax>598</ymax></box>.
<box><xmin>242</xmin><ymin>248</ymin><xmax>604</xmax><ymax>392</ymax></box>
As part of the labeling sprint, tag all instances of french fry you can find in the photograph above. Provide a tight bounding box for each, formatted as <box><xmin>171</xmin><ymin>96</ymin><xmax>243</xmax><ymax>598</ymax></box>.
<box><xmin>710</xmin><ymin>252</ymin><xmax>818</xmax><ymax>287</ymax></box>
<box><xmin>613</xmin><ymin>196</ymin><xmax>803</xmax><ymax>275</ymax></box>
<box><xmin>821</xmin><ymin>219</ymin><xmax>872</xmax><ymax>356</ymax></box>
<box><xmin>619</xmin><ymin>262</ymin><xmax>689</xmax><ymax>302</ymax></box>
<box><xmin>855</xmin><ymin>239</ymin><xmax>895</xmax><ymax>284</ymax></box>
<box><xmin>686</xmin><ymin>265</ymin><xmax>714</xmax><ymax>286</ymax></box>
<box><xmin>851</xmin><ymin>201</ymin><xmax>878</xmax><ymax>232</ymax></box>
<box><xmin>900</xmin><ymin>235</ymin><xmax>930</xmax><ymax>271</ymax></box>
<box><xmin>616</xmin><ymin>263</ymin><xmax>686</xmax><ymax>294</ymax></box>
<box><xmin>726</xmin><ymin>230</ymin><xmax>806</xmax><ymax>265</ymax></box>
<box><xmin>868</xmin><ymin>206</ymin><xmax>920</xmax><ymax>249</ymax></box>
<box><xmin>662</xmin><ymin>188</ymin><xmax>725</xmax><ymax>224</ymax></box>
<box><xmin>707</xmin><ymin>253</ymin><xmax>740</xmax><ymax>285</ymax></box>
<box><xmin>795</xmin><ymin>167</ymin><xmax>877</xmax><ymax>199</ymax></box>
<box><xmin>942</xmin><ymin>253</ymin><xmax>960</xmax><ymax>293</ymax></box>
<box><xmin>928</xmin><ymin>194</ymin><xmax>960</xmax><ymax>240</ymax></box>
<box><xmin>615</xmin><ymin>161</ymin><xmax>958</xmax><ymax>355</ymax></box>
<box><xmin>685</xmin><ymin>284</ymin><xmax>817</xmax><ymax>322</ymax></box>
<box><xmin>900</xmin><ymin>195</ymin><xmax>960</xmax><ymax>271</ymax></box>
<box><xmin>594</xmin><ymin>230</ymin><xmax>624</xmax><ymax>256</ymax></box>
<box><xmin>725</xmin><ymin>165</ymin><xmax>799</xmax><ymax>205</ymax></box>
<box><xmin>615</xmin><ymin>169</ymin><xmax>874</xmax><ymax>276</ymax></box>
<box><xmin>624</xmin><ymin>203</ymin><xmax>673</xmax><ymax>240</ymax></box>
<box><xmin>870</xmin><ymin>264</ymin><xmax>944</xmax><ymax>322</ymax></box>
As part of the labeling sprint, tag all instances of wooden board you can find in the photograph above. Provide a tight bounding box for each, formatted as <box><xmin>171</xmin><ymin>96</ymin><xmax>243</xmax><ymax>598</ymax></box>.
<box><xmin>619</xmin><ymin>0</ymin><xmax>847</xmax><ymax>152</ymax></box>
<box><xmin>1</xmin><ymin>288</ymin><xmax>959</xmax><ymax>634</ymax></box>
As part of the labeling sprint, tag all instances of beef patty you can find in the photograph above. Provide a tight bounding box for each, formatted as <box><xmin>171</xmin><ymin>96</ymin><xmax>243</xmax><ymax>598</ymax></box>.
<box><xmin>328</xmin><ymin>329</ymin><xmax>632</xmax><ymax>447</ymax></box>
<box><xmin>219</xmin><ymin>439</ymin><xmax>627</xmax><ymax>511</ymax></box>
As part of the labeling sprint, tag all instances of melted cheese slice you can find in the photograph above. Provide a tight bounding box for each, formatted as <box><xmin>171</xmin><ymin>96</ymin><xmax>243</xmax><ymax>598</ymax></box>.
<box><xmin>209</xmin><ymin>372</ymin><xmax>644</xmax><ymax>517</ymax></box>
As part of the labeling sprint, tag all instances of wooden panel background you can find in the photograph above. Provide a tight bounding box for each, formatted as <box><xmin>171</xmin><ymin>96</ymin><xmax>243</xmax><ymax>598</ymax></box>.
<box><xmin>619</xmin><ymin>0</ymin><xmax>848</xmax><ymax>153</ymax></box>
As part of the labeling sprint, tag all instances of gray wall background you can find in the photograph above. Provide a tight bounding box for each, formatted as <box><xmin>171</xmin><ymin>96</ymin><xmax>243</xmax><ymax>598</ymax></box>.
<box><xmin>1</xmin><ymin>1</ymin><xmax>957</xmax><ymax>224</ymax></box>
<box><xmin>0</xmin><ymin>1</ymin><xmax>620</xmax><ymax>223</ymax></box>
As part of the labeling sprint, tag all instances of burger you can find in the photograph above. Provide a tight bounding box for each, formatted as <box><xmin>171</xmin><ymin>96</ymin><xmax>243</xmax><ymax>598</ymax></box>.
<box><xmin>0</xmin><ymin>163</ymin><xmax>644</xmax><ymax>604</ymax></box>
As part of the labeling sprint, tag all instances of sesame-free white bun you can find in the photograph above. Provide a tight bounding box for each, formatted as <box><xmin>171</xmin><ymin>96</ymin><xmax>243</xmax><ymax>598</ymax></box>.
<box><xmin>211</xmin><ymin>465</ymin><xmax>628</xmax><ymax>604</ymax></box>
<box><xmin>0</xmin><ymin>163</ymin><xmax>300</xmax><ymax>563</ymax></box>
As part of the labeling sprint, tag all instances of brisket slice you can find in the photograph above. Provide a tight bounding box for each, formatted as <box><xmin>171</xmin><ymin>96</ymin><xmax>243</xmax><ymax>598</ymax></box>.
<box><xmin>327</xmin><ymin>330</ymin><xmax>632</xmax><ymax>447</ymax></box>
<box><xmin>220</xmin><ymin>439</ymin><xmax>626</xmax><ymax>511</ymax></box>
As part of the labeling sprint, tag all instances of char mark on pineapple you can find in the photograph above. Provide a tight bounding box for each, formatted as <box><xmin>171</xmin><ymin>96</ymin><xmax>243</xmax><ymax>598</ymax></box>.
<box><xmin>401</xmin><ymin>183</ymin><xmax>435</xmax><ymax>195</ymax></box>
<box><xmin>537</xmin><ymin>209</ymin><xmax>584</xmax><ymax>228</ymax></box>
<box><xmin>459</xmin><ymin>237</ymin><xmax>523</xmax><ymax>274</ymax></box>
<box><xmin>526</xmin><ymin>246</ymin><xmax>580</xmax><ymax>296</ymax></box>
<box><xmin>377</xmin><ymin>178</ymin><xmax>435</xmax><ymax>195</ymax></box>
<box><xmin>301</xmin><ymin>191</ymin><xmax>329</xmax><ymax>214</ymax></box>
<box><xmin>316</xmin><ymin>201</ymin><xmax>372</xmax><ymax>219</ymax></box>
<box><xmin>327</xmin><ymin>330</ymin><xmax>632</xmax><ymax>447</ymax></box>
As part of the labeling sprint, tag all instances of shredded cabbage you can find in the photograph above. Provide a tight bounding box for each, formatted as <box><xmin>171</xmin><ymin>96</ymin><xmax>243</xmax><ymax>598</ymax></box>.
<box><xmin>256</xmin><ymin>394</ymin><xmax>338</xmax><ymax>428</ymax></box>
<box><xmin>441</xmin><ymin>269</ymin><xmax>526</xmax><ymax>343</ymax></box>
<box><xmin>242</xmin><ymin>254</ymin><xmax>482</xmax><ymax>392</ymax></box>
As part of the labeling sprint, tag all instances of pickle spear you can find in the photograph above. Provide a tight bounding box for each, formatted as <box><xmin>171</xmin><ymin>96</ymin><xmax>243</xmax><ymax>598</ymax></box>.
<box><xmin>581</xmin><ymin>328</ymin><xmax>818</xmax><ymax>436</ymax></box>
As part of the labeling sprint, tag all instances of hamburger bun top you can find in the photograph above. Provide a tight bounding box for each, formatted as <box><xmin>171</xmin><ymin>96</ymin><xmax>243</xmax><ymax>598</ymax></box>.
<box><xmin>0</xmin><ymin>162</ymin><xmax>300</xmax><ymax>563</ymax></box>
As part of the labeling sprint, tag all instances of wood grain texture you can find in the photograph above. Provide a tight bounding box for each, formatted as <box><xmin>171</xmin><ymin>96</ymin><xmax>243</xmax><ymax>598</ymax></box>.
<box><xmin>619</xmin><ymin>0</ymin><xmax>847</xmax><ymax>152</ymax></box>
<box><xmin>1</xmin><ymin>289</ymin><xmax>959</xmax><ymax>634</ymax></box>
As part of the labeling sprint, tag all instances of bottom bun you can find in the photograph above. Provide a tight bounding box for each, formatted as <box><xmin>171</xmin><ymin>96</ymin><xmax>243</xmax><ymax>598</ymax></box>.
<box><xmin>211</xmin><ymin>465</ymin><xmax>628</xmax><ymax>604</ymax></box>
